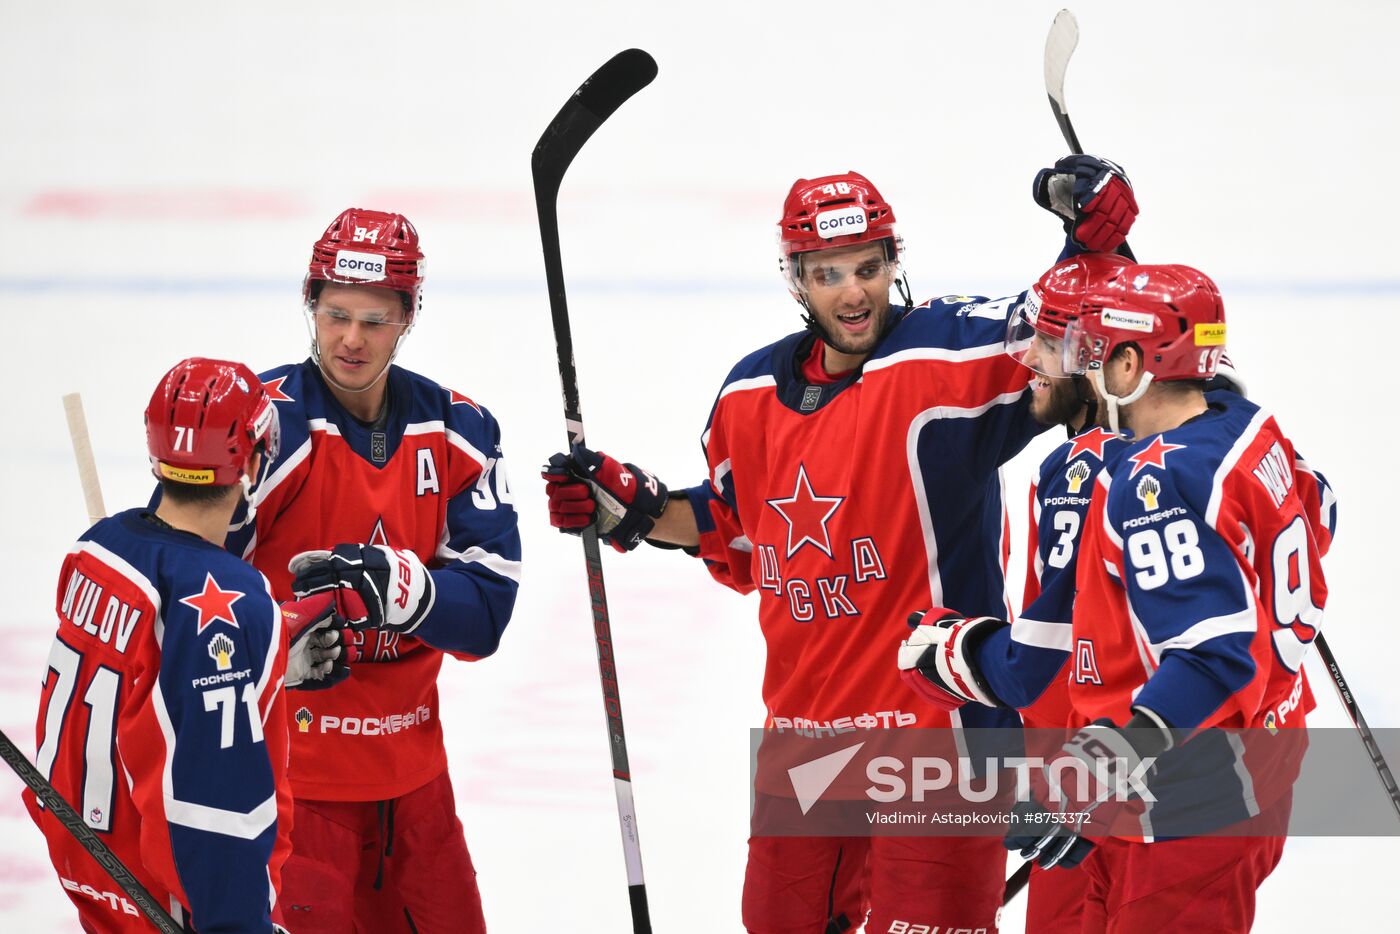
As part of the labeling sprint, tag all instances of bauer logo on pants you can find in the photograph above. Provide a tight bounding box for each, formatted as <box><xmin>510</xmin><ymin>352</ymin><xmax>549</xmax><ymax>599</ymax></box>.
<box><xmin>334</xmin><ymin>249</ymin><xmax>388</xmax><ymax>281</ymax></box>
<box><xmin>814</xmin><ymin>205</ymin><xmax>867</xmax><ymax>239</ymax></box>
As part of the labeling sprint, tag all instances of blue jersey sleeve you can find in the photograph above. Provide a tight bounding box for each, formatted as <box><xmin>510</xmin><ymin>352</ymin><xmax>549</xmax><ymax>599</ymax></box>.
<box><xmin>157</xmin><ymin>580</ymin><xmax>280</xmax><ymax>933</ymax></box>
<box><xmin>1110</xmin><ymin>466</ymin><xmax>1258</xmax><ymax>731</ymax></box>
<box><xmin>412</xmin><ymin>405</ymin><xmax>521</xmax><ymax>659</ymax></box>
<box><xmin>977</xmin><ymin>453</ymin><xmax>1087</xmax><ymax>708</ymax></box>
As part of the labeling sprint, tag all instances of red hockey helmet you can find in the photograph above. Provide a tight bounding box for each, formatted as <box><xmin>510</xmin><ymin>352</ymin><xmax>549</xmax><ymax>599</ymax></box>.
<box><xmin>1064</xmin><ymin>263</ymin><xmax>1227</xmax><ymax>383</ymax></box>
<box><xmin>777</xmin><ymin>172</ymin><xmax>900</xmax><ymax>290</ymax></box>
<box><xmin>303</xmin><ymin>208</ymin><xmax>426</xmax><ymax>320</ymax></box>
<box><xmin>145</xmin><ymin>358</ymin><xmax>280</xmax><ymax>486</ymax></box>
<box><xmin>1006</xmin><ymin>253</ymin><xmax>1134</xmax><ymax>376</ymax></box>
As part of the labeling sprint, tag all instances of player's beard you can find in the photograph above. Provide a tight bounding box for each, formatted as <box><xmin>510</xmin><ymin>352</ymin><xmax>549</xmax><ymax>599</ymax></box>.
<box><xmin>1031</xmin><ymin>375</ymin><xmax>1086</xmax><ymax>427</ymax></box>
<box><xmin>810</xmin><ymin>297</ymin><xmax>891</xmax><ymax>358</ymax></box>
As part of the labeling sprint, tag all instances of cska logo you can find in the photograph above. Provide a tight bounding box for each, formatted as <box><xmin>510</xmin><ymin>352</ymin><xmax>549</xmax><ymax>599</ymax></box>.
<box><xmin>295</xmin><ymin>707</ymin><xmax>313</xmax><ymax>733</ymax></box>
<box><xmin>1136</xmin><ymin>475</ymin><xmax>1161</xmax><ymax>511</ymax></box>
<box><xmin>1066</xmin><ymin>460</ymin><xmax>1091</xmax><ymax>494</ymax></box>
<box><xmin>207</xmin><ymin>633</ymin><xmax>236</xmax><ymax>672</ymax></box>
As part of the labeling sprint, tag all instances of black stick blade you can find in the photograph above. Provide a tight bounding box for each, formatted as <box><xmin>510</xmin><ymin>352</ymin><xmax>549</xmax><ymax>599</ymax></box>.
<box><xmin>575</xmin><ymin>48</ymin><xmax>658</xmax><ymax>126</ymax></box>
<box><xmin>532</xmin><ymin>49</ymin><xmax>658</xmax><ymax>191</ymax></box>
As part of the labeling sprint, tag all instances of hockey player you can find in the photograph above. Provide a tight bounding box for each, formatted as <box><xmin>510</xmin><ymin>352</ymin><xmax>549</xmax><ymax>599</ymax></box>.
<box><xmin>543</xmin><ymin>158</ymin><xmax>1138</xmax><ymax>933</ymax></box>
<box><xmin>227</xmin><ymin>209</ymin><xmax>521</xmax><ymax>932</ymax></box>
<box><xmin>899</xmin><ymin>264</ymin><xmax>1330</xmax><ymax>931</ymax></box>
<box><xmin>27</xmin><ymin>358</ymin><xmax>349</xmax><ymax>933</ymax></box>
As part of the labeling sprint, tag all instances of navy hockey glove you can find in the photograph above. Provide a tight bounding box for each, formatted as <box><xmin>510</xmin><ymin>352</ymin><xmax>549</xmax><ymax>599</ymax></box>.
<box><xmin>542</xmin><ymin>443</ymin><xmax>669</xmax><ymax>552</ymax></box>
<box><xmin>289</xmin><ymin>545</ymin><xmax>436</xmax><ymax>635</ymax></box>
<box><xmin>1005</xmin><ymin>714</ymin><xmax>1172</xmax><ymax>869</ymax></box>
<box><xmin>896</xmin><ymin>609</ymin><xmax>1008</xmax><ymax>711</ymax></box>
<box><xmin>280</xmin><ymin>592</ymin><xmax>354</xmax><ymax>691</ymax></box>
<box><xmin>1033</xmin><ymin>154</ymin><xmax>1138</xmax><ymax>252</ymax></box>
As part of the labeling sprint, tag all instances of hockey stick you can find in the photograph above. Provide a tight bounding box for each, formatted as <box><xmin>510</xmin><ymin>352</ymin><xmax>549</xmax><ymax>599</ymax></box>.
<box><xmin>1044</xmin><ymin>9</ymin><xmax>1084</xmax><ymax>155</ymax></box>
<box><xmin>63</xmin><ymin>393</ymin><xmax>107</xmax><ymax>524</ymax></box>
<box><xmin>1313</xmin><ymin>634</ymin><xmax>1400</xmax><ymax>821</ymax></box>
<box><xmin>1043</xmin><ymin>8</ymin><xmax>1136</xmax><ymax>263</ymax></box>
<box><xmin>999</xmin><ymin>13</ymin><xmax>1106</xmax><ymax>906</ymax></box>
<box><xmin>1003</xmin><ymin>859</ymin><xmax>1031</xmax><ymax>904</ymax></box>
<box><xmin>2</xmin><ymin>731</ymin><xmax>183</xmax><ymax>932</ymax></box>
<box><xmin>531</xmin><ymin>48</ymin><xmax>659</xmax><ymax>934</ymax></box>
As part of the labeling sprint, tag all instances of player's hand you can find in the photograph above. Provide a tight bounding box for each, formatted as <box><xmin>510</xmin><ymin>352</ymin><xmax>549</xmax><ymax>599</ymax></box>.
<box><xmin>896</xmin><ymin>609</ymin><xmax>1008</xmax><ymax>710</ymax></box>
<box><xmin>1005</xmin><ymin>716</ymin><xmax>1169</xmax><ymax>869</ymax></box>
<box><xmin>280</xmin><ymin>592</ymin><xmax>355</xmax><ymax>690</ymax></box>
<box><xmin>541</xmin><ymin>443</ymin><xmax>669</xmax><ymax>552</ymax></box>
<box><xmin>1033</xmin><ymin>154</ymin><xmax>1138</xmax><ymax>251</ymax></box>
<box><xmin>288</xmin><ymin>545</ymin><xmax>435</xmax><ymax>635</ymax></box>
<box><xmin>1002</xmin><ymin>797</ymin><xmax>1097</xmax><ymax>871</ymax></box>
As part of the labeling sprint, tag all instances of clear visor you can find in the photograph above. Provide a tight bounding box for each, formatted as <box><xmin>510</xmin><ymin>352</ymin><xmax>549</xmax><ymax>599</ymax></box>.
<box><xmin>1005</xmin><ymin>296</ymin><xmax>1077</xmax><ymax>379</ymax></box>
<box><xmin>307</xmin><ymin>303</ymin><xmax>412</xmax><ymax>336</ymax></box>
<box><xmin>1060</xmin><ymin>317</ymin><xmax>1100</xmax><ymax>377</ymax></box>
<box><xmin>791</xmin><ymin>255</ymin><xmax>897</xmax><ymax>295</ymax></box>
<box><xmin>250</xmin><ymin>397</ymin><xmax>282</xmax><ymax>464</ymax></box>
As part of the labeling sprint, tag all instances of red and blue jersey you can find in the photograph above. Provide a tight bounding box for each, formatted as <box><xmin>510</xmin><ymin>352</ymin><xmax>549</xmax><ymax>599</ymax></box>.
<box><xmin>976</xmin><ymin>427</ymin><xmax>1131</xmax><ymax>728</ymax></box>
<box><xmin>1070</xmin><ymin>393</ymin><xmax>1331</xmax><ymax>832</ymax></box>
<box><xmin>683</xmin><ymin>294</ymin><xmax>1047</xmax><ymax>734</ymax></box>
<box><xmin>228</xmin><ymin>360</ymin><xmax>521</xmax><ymax>801</ymax></box>
<box><xmin>26</xmin><ymin>509</ymin><xmax>289</xmax><ymax>933</ymax></box>
<box><xmin>975</xmin><ymin>392</ymin><xmax>1336</xmax><ymax>728</ymax></box>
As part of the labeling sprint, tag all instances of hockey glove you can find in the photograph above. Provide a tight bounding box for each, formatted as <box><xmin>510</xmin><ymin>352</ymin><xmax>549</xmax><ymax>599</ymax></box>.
<box><xmin>1033</xmin><ymin>154</ymin><xmax>1138</xmax><ymax>252</ymax></box>
<box><xmin>541</xmin><ymin>443</ymin><xmax>669</xmax><ymax>552</ymax></box>
<box><xmin>1005</xmin><ymin>714</ymin><xmax>1172</xmax><ymax>869</ymax></box>
<box><xmin>289</xmin><ymin>545</ymin><xmax>436</xmax><ymax>635</ymax></box>
<box><xmin>280</xmin><ymin>592</ymin><xmax>354</xmax><ymax>691</ymax></box>
<box><xmin>896</xmin><ymin>609</ymin><xmax>1008</xmax><ymax>711</ymax></box>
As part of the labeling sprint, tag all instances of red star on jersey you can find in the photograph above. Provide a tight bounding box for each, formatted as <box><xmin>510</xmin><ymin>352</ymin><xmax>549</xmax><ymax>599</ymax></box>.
<box><xmin>449</xmin><ymin>390</ymin><xmax>481</xmax><ymax>414</ymax></box>
<box><xmin>179</xmin><ymin>573</ymin><xmax>245</xmax><ymax>635</ymax></box>
<box><xmin>1066</xmin><ymin>427</ymin><xmax>1117</xmax><ymax>462</ymax></box>
<box><xmin>766</xmin><ymin>465</ymin><xmax>844</xmax><ymax>559</ymax></box>
<box><xmin>262</xmin><ymin>376</ymin><xmax>294</xmax><ymax>403</ymax></box>
<box><xmin>1129</xmin><ymin>436</ymin><xmax>1187</xmax><ymax>477</ymax></box>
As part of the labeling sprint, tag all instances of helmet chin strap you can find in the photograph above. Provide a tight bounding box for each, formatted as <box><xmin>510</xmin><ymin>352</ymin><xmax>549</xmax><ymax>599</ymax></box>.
<box><xmin>1066</xmin><ymin>375</ymin><xmax>1098</xmax><ymax>438</ymax></box>
<box><xmin>239</xmin><ymin>473</ymin><xmax>258</xmax><ymax>523</ymax></box>
<box><xmin>1090</xmin><ymin>368</ymin><xmax>1154</xmax><ymax>436</ymax></box>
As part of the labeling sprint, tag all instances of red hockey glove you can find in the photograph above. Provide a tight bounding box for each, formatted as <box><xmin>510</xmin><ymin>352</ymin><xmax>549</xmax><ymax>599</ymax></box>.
<box><xmin>541</xmin><ymin>443</ymin><xmax>669</xmax><ymax>552</ymax></box>
<box><xmin>1005</xmin><ymin>714</ymin><xmax>1172</xmax><ymax>869</ymax></box>
<box><xmin>1033</xmin><ymin>154</ymin><xmax>1138</xmax><ymax>251</ymax></box>
<box><xmin>280</xmin><ymin>592</ymin><xmax>355</xmax><ymax>691</ymax></box>
<box><xmin>288</xmin><ymin>545</ymin><xmax>435</xmax><ymax>635</ymax></box>
<box><xmin>896</xmin><ymin>609</ymin><xmax>1009</xmax><ymax>711</ymax></box>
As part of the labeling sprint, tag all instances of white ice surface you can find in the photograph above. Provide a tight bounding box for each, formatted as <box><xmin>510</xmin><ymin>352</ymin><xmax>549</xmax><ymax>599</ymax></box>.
<box><xmin>1</xmin><ymin>2</ymin><xmax>1396</xmax><ymax>931</ymax></box>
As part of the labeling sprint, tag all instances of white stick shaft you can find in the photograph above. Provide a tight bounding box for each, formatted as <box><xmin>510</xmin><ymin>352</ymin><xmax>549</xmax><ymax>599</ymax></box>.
<box><xmin>62</xmin><ymin>393</ymin><xmax>107</xmax><ymax>523</ymax></box>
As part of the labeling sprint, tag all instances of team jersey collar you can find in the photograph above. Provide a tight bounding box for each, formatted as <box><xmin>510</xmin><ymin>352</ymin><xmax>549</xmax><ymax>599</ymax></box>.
<box><xmin>777</xmin><ymin>306</ymin><xmax>912</xmax><ymax>416</ymax></box>
<box><xmin>302</xmin><ymin>359</ymin><xmax>412</xmax><ymax>467</ymax></box>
